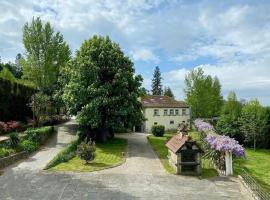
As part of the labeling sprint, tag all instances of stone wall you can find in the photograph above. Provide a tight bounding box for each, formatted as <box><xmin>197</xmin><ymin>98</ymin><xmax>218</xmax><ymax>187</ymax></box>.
<box><xmin>0</xmin><ymin>151</ymin><xmax>28</xmax><ymax>169</ymax></box>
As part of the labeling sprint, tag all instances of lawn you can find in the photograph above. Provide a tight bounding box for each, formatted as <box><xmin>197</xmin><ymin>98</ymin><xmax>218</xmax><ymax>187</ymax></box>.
<box><xmin>147</xmin><ymin>131</ymin><xmax>218</xmax><ymax>178</ymax></box>
<box><xmin>49</xmin><ymin>137</ymin><xmax>127</xmax><ymax>172</ymax></box>
<box><xmin>234</xmin><ymin>149</ymin><xmax>270</xmax><ymax>191</ymax></box>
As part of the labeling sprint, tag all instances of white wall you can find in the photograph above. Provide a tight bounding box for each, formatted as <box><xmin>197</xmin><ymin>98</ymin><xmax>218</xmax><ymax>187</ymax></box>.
<box><xmin>143</xmin><ymin>107</ymin><xmax>190</xmax><ymax>132</ymax></box>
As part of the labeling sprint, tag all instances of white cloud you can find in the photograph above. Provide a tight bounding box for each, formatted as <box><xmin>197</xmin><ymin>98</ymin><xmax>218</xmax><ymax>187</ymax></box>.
<box><xmin>131</xmin><ymin>48</ymin><xmax>159</xmax><ymax>63</ymax></box>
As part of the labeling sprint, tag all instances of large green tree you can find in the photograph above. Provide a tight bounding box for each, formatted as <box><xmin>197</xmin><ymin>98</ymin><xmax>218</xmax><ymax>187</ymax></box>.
<box><xmin>216</xmin><ymin>92</ymin><xmax>242</xmax><ymax>140</ymax></box>
<box><xmin>151</xmin><ymin>66</ymin><xmax>163</xmax><ymax>95</ymax></box>
<box><xmin>239</xmin><ymin>99</ymin><xmax>269</xmax><ymax>150</ymax></box>
<box><xmin>21</xmin><ymin>17</ymin><xmax>71</xmax><ymax>91</ymax></box>
<box><xmin>63</xmin><ymin>35</ymin><xmax>144</xmax><ymax>141</ymax></box>
<box><xmin>184</xmin><ymin>68</ymin><xmax>223</xmax><ymax>118</ymax></box>
<box><xmin>164</xmin><ymin>86</ymin><xmax>174</xmax><ymax>98</ymax></box>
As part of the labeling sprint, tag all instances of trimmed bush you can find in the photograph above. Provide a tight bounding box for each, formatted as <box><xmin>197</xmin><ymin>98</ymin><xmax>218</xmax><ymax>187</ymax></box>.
<box><xmin>45</xmin><ymin>139</ymin><xmax>81</xmax><ymax>169</ymax></box>
<box><xmin>19</xmin><ymin>140</ymin><xmax>38</xmax><ymax>152</ymax></box>
<box><xmin>151</xmin><ymin>125</ymin><xmax>165</xmax><ymax>137</ymax></box>
<box><xmin>77</xmin><ymin>140</ymin><xmax>96</xmax><ymax>163</ymax></box>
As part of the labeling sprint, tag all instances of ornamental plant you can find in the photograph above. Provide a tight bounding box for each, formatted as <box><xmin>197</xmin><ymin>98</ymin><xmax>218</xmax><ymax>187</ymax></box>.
<box><xmin>77</xmin><ymin>140</ymin><xmax>96</xmax><ymax>164</ymax></box>
<box><xmin>194</xmin><ymin>119</ymin><xmax>215</xmax><ymax>133</ymax></box>
<box><xmin>204</xmin><ymin>134</ymin><xmax>245</xmax><ymax>157</ymax></box>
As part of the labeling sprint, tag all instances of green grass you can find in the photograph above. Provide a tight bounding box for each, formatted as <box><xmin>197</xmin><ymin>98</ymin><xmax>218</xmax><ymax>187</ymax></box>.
<box><xmin>147</xmin><ymin>132</ymin><xmax>176</xmax><ymax>174</ymax></box>
<box><xmin>234</xmin><ymin>149</ymin><xmax>270</xmax><ymax>191</ymax></box>
<box><xmin>148</xmin><ymin>131</ymin><xmax>218</xmax><ymax>178</ymax></box>
<box><xmin>49</xmin><ymin>138</ymin><xmax>127</xmax><ymax>172</ymax></box>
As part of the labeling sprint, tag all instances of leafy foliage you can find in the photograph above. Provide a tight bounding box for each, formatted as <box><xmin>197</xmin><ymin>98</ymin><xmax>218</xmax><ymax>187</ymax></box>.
<box><xmin>63</xmin><ymin>35</ymin><xmax>144</xmax><ymax>140</ymax></box>
<box><xmin>216</xmin><ymin>92</ymin><xmax>242</xmax><ymax>140</ymax></box>
<box><xmin>239</xmin><ymin>99</ymin><xmax>269</xmax><ymax>150</ymax></box>
<box><xmin>184</xmin><ymin>68</ymin><xmax>223</xmax><ymax>118</ymax></box>
<box><xmin>0</xmin><ymin>148</ymin><xmax>16</xmax><ymax>158</ymax></box>
<box><xmin>151</xmin><ymin>66</ymin><xmax>163</xmax><ymax>95</ymax></box>
<box><xmin>151</xmin><ymin>125</ymin><xmax>165</xmax><ymax>136</ymax></box>
<box><xmin>21</xmin><ymin>17</ymin><xmax>71</xmax><ymax>91</ymax></box>
<box><xmin>19</xmin><ymin>139</ymin><xmax>38</xmax><ymax>152</ymax></box>
<box><xmin>77</xmin><ymin>140</ymin><xmax>96</xmax><ymax>163</ymax></box>
<box><xmin>8</xmin><ymin>132</ymin><xmax>20</xmax><ymax>148</ymax></box>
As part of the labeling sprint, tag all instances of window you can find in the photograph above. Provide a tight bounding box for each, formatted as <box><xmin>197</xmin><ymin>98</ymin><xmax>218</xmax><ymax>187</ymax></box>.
<box><xmin>154</xmin><ymin>122</ymin><xmax>158</xmax><ymax>125</ymax></box>
<box><xmin>154</xmin><ymin>109</ymin><xmax>159</xmax><ymax>116</ymax></box>
<box><xmin>170</xmin><ymin>120</ymin><xmax>174</xmax><ymax>124</ymax></box>
<box><xmin>169</xmin><ymin>109</ymin><xmax>174</xmax><ymax>115</ymax></box>
<box><xmin>175</xmin><ymin>109</ymin><xmax>179</xmax><ymax>115</ymax></box>
<box><xmin>182</xmin><ymin>108</ymin><xmax>186</xmax><ymax>115</ymax></box>
<box><xmin>164</xmin><ymin>109</ymin><xmax>168</xmax><ymax>115</ymax></box>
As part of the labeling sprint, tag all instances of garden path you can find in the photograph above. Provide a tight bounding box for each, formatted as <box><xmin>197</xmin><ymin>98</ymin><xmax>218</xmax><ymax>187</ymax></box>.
<box><xmin>7</xmin><ymin>119</ymin><xmax>77</xmax><ymax>171</ymax></box>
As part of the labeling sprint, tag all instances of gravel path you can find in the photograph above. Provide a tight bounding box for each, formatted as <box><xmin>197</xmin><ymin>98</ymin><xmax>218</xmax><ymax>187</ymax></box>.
<box><xmin>0</xmin><ymin>131</ymin><xmax>253</xmax><ymax>200</ymax></box>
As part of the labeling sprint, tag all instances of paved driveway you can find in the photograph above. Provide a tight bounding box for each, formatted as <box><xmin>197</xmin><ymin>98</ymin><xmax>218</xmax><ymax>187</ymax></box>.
<box><xmin>0</xmin><ymin>132</ymin><xmax>252</xmax><ymax>200</ymax></box>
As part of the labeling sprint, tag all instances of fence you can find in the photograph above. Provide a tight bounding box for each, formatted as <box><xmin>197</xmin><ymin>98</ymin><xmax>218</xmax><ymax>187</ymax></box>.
<box><xmin>241</xmin><ymin>169</ymin><xmax>270</xmax><ymax>200</ymax></box>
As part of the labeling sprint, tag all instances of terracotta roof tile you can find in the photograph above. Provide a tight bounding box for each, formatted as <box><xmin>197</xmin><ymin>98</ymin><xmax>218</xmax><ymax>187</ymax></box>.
<box><xmin>141</xmin><ymin>95</ymin><xmax>189</xmax><ymax>108</ymax></box>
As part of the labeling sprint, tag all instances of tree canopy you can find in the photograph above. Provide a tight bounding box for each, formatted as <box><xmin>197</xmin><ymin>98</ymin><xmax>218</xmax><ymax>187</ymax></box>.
<box><xmin>184</xmin><ymin>68</ymin><xmax>223</xmax><ymax>118</ymax></box>
<box><xmin>63</xmin><ymin>35</ymin><xmax>144</xmax><ymax>139</ymax></box>
<box><xmin>151</xmin><ymin>66</ymin><xmax>163</xmax><ymax>95</ymax></box>
<box><xmin>21</xmin><ymin>17</ymin><xmax>71</xmax><ymax>91</ymax></box>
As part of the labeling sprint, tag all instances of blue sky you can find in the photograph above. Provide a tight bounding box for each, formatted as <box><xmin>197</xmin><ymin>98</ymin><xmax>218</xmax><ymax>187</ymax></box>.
<box><xmin>0</xmin><ymin>0</ymin><xmax>270</xmax><ymax>105</ymax></box>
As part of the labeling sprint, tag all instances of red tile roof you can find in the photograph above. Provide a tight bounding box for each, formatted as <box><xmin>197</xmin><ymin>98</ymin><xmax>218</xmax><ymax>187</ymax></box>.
<box><xmin>141</xmin><ymin>95</ymin><xmax>189</xmax><ymax>108</ymax></box>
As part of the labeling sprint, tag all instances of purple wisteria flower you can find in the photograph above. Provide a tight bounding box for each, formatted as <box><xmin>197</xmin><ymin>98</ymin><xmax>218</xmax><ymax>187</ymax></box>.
<box><xmin>204</xmin><ymin>134</ymin><xmax>245</xmax><ymax>157</ymax></box>
<box><xmin>194</xmin><ymin>119</ymin><xmax>215</xmax><ymax>133</ymax></box>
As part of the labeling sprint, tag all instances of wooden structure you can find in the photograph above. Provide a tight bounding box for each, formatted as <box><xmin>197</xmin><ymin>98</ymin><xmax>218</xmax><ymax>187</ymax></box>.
<box><xmin>166</xmin><ymin>134</ymin><xmax>203</xmax><ymax>175</ymax></box>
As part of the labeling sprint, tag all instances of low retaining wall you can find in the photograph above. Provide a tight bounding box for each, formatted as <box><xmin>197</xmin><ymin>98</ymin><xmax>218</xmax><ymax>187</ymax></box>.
<box><xmin>0</xmin><ymin>151</ymin><xmax>28</xmax><ymax>169</ymax></box>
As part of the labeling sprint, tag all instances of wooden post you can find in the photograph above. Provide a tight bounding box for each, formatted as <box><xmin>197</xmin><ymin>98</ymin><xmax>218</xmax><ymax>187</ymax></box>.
<box><xmin>225</xmin><ymin>151</ymin><xmax>233</xmax><ymax>176</ymax></box>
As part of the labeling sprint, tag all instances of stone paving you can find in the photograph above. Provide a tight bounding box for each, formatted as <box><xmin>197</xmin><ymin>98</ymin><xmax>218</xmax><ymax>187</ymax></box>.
<box><xmin>0</xmin><ymin>131</ymin><xmax>253</xmax><ymax>200</ymax></box>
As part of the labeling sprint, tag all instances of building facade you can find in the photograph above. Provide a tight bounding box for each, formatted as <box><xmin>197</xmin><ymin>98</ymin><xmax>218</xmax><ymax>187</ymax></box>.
<box><xmin>140</xmin><ymin>95</ymin><xmax>191</xmax><ymax>132</ymax></box>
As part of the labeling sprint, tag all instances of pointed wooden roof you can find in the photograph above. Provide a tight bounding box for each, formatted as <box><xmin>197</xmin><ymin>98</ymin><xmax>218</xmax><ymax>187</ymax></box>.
<box><xmin>166</xmin><ymin>134</ymin><xmax>203</xmax><ymax>153</ymax></box>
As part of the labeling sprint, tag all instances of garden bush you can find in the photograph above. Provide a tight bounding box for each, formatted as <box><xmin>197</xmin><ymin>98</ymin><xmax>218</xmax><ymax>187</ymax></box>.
<box><xmin>151</xmin><ymin>125</ymin><xmax>165</xmax><ymax>137</ymax></box>
<box><xmin>19</xmin><ymin>140</ymin><xmax>38</xmax><ymax>152</ymax></box>
<box><xmin>77</xmin><ymin>140</ymin><xmax>96</xmax><ymax>163</ymax></box>
<box><xmin>25</xmin><ymin>126</ymin><xmax>54</xmax><ymax>144</ymax></box>
<box><xmin>0</xmin><ymin>147</ymin><xmax>16</xmax><ymax>158</ymax></box>
<box><xmin>45</xmin><ymin>139</ymin><xmax>81</xmax><ymax>169</ymax></box>
<box><xmin>8</xmin><ymin>132</ymin><xmax>20</xmax><ymax>148</ymax></box>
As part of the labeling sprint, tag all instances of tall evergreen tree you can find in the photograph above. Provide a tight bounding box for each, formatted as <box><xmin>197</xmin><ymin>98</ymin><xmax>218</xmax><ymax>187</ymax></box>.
<box><xmin>164</xmin><ymin>86</ymin><xmax>174</xmax><ymax>98</ymax></box>
<box><xmin>151</xmin><ymin>66</ymin><xmax>163</xmax><ymax>95</ymax></box>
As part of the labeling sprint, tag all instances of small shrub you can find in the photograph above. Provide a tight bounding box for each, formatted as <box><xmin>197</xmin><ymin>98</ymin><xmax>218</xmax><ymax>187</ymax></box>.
<box><xmin>0</xmin><ymin>121</ymin><xmax>21</xmax><ymax>134</ymax></box>
<box><xmin>0</xmin><ymin>147</ymin><xmax>15</xmax><ymax>158</ymax></box>
<box><xmin>19</xmin><ymin>140</ymin><xmax>38</xmax><ymax>152</ymax></box>
<box><xmin>77</xmin><ymin>140</ymin><xmax>96</xmax><ymax>163</ymax></box>
<box><xmin>8</xmin><ymin>132</ymin><xmax>20</xmax><ymax>148</ymax></box>
<box><xmin>151</xmin><ymin>125</ymin><xmax>165</xmax><ymax>137</ymax></box>
<box><xmin>25</xmin><ymin>126</ymin><xmax>54</xmax><ymax>144</ymax></box>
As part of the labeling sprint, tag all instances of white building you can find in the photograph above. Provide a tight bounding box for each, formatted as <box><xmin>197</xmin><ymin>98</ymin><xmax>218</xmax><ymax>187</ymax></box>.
<box><xmin>140</xmin><ymin>95</ymin><xmax>191</xmax><ymax>132</ymax></box>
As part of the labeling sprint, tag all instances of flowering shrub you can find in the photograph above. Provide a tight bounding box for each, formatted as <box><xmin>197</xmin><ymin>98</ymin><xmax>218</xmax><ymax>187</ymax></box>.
<box><xmin>194</xmin><ymin>119</ymin><xmax>215</xmax><ymax>133</ymax></box>
<box><xmin>205</xmin><ymin>134</ymin><xmax>245</xmax><ymax>157</ymax></box>
<box><xmin>0</xmin><ymin>121</ymin><xmax>21</xmax><ymax>134</ymax></box>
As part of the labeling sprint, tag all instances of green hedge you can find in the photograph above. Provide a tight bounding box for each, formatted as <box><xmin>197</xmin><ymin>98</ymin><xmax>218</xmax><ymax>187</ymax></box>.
<box><xmin>0</xmin><ymin>77</ymin><xmax>36</xmax><ymax>121</ymax></box>
<box><xmin>151</xmin><ymin>125</ymin><xmax>165</xmax><ymax>137</ymax></box>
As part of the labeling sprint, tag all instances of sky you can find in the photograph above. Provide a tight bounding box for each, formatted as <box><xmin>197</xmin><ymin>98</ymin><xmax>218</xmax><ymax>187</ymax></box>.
<box><xmin>0</xmin><ymin>0</ymin><xmax>270</xmax><ymax>105</ymax></box>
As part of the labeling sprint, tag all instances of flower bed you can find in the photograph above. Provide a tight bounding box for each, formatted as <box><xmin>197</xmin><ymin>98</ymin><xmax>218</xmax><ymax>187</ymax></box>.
<box><xmin>0</xmin><ymin>121</ymin><xmax>21</xmax><ymax>135</ymax></box>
